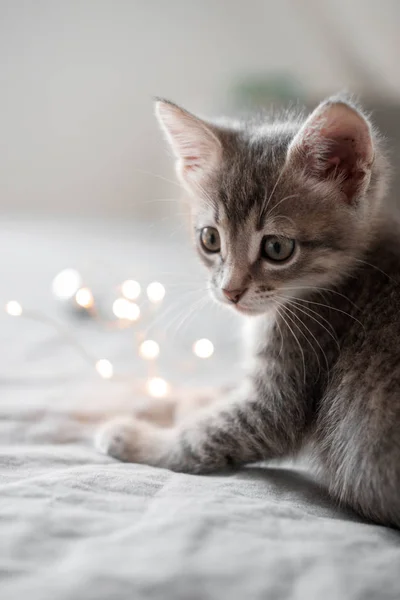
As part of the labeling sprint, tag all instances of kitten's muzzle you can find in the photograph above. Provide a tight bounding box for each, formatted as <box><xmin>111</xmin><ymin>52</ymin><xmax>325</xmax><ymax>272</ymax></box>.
<box><xmin>222</xmin><ymin>287</ymin><xmax>247</xmax><ymax>304</ymax></box>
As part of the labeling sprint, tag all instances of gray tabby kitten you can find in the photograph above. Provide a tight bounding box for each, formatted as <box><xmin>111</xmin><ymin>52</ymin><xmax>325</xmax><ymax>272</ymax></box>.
<box><xmin>97</xmin><ymin>95</ymin><xmax>400</xmax><ymax>527</ymax></box>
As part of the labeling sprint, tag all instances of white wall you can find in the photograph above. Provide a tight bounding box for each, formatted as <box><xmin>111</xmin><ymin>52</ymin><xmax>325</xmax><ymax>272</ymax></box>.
<box><xmin>0</xmin><ymin>0</ymin><xmax>398</xmax><ymax>218</ymax></box>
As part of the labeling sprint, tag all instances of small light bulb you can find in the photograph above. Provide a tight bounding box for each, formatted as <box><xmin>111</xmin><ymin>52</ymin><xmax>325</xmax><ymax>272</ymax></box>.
<box><xmin>52</xmin><ymin>268</ymin><xmax>82</xmax><ymax>299</ymax></box>
<box><xmin>112</xmin><ymin>298</ymin><xmax>140</xmax><ymax>321</ymax></box>
<box><xmin>146</xmin><ymin>377</ymin><xmax>169</xmax><ymax>398</ymax></box>
<box><xmin>95</xmin><ymin>359</ymin><xmax>113</xmax><ymax>379</ymax></box>
<box><xmin>75</xmin><ymin>287</ymin><xmax>94</xmax><ymax>309</ymax></box>
<box><xmin>5</xmin><ymin>301</ymin><xmax>23</xmax><ymax>316</ymax></box>
<box><xmin>146</xmin><ymin>282</ymin><xmax>165</xmax><ymax>304</ymax></box>
<box><xmin>139</xmin><ymin>340</ymin><xmax>160</xmax><ymax>360</ymax></box>
<box><xmin>121</xmin><ymin>280</ymin><xmax>141</xmax><ymax>301</ymax></box>
<box><xmin>193</xmin><ymin>338</ymin><xmax>214</xmax><ymax>359</ymax></box>
<box><xmin>112</xmin><ymin>298</ymin><xmax>128</xmax><ymax>319</ymax></box>
<box><xmin>125</xmin><ymin>302</ymin><xmax>140</xmax><ymax>321</ymax></box>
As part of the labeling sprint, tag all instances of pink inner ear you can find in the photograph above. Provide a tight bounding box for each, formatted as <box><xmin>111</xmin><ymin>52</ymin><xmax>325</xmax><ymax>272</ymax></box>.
<box><xmin>156</xmin><ymin>100</ymin><xmax>222</xmax><ymax>182</ymax></box>
<box><xmin>292</xmin><ymin>104</ymin><xmax>374</xmax><ymax>203</ymax></box>
<box><xmin>184</xmin><ymin>156</ymin><xmax>202</xmax><ymax>171</ymax></box>
<box><xmin>319</xmin><ymin>133</ymin><xmax>371</xmax><ymax>201</ymax></box>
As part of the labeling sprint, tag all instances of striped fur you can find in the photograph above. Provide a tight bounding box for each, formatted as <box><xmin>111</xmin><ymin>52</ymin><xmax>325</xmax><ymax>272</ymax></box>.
<box><xmin>96</xmin><ymin>96</ymin><xmax>400</xmax><ymax>527</ymax></box>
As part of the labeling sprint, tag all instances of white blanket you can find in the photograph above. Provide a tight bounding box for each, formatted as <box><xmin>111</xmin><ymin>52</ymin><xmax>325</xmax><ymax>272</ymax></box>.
<box><xmin>1</xmin><ymin>218</ymin><xmax>400</xmax><ymax>600</ymax></box>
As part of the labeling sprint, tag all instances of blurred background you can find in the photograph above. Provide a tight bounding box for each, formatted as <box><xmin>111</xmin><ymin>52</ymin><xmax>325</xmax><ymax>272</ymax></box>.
<box><xmin>0</xmin><ymin>0</ymin><xmax>399</xmax><ymax>390</ymax></box>
<box><xmin>1</xmin><ymin>0</ymin><xmax>399</xmax><ymax>220</ymax></box>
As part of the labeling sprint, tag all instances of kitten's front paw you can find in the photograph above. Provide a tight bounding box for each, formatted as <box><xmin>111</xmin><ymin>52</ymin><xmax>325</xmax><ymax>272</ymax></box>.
<box><xmin>96</xmin><ymin>417</ymin><xmax>142</xmax><ymax>462</ymax></box>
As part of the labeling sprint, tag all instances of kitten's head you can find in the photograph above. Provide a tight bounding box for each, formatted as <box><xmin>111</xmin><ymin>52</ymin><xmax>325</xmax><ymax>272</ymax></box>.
<box><xmin>156</xmin><ymin>96</ymin><xmax>388</xmax><ymax>316</ymax></box>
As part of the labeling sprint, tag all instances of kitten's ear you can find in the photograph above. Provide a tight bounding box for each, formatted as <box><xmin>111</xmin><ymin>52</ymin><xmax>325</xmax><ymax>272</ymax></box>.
<box><xmin>155</xmin><ymin>99</ymin><xmax>222</xmax><ymax>187</ymax></box>
<box><xmin>287</xmin><ymin>98</ymin><xmax>374</xmax><ymax>203</ymax></box>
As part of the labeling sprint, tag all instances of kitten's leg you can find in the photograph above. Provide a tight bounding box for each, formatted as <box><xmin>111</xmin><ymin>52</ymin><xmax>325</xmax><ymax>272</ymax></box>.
<box><xmin>133</xmin><ymin>386</ymin><xmax>233</xmax><ymax>427</ymax></box>
<box><xmin>96</xmin><ymin>380</ymin><xmax>306</xmax><ymax>473</ymax></box>
<box><xmin>316</xmin><ymin>381</ymin><xmax>400</xmax><ymax>527</ymax></box>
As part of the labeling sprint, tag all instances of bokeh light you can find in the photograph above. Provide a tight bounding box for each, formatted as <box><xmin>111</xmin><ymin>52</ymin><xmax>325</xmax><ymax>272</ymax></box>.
<box><xmin>139</xmin><ymin>340</ymin><xmax>160</xmax><ymax>360</ymax></box>
<box><xmin>75</xmin><ymin>287</ymin><xmax>94</xmax><ymax>309</ymax></box>
<box><xmin>52</xmin><ymin>269</ymin><xmax>82</xmax><ymax>299</ymax></box>
<box><xmin>193</xmin><ymin>338</ymin><xmax>214</xmax><ymax>359</ymax></box>
<box><xmin>5</xmin><ymin>301</ymin><xmax>23</xmax><ymax>317</ymax></box>
<box><xmin>112</xmin><ymin>298</ymin><xmax>140</xmax><ymax>321</ymax></box>
<box><xmin>95</xmin><ymin>359</ymin><xmax>114</xmax><ymax>379</ymax></box>
<box><xmin>146</xmin><ymin>282</ymin><xmax>165</xmax><ymax>304</ymax></box>
<box><xmin>121</xmin><ymin>280</ymin><xmax>141</xmax><ymax>301</ymax></box>
<box><xmin>146</xmin><ymin>377</ymin><xmax>169</xmax><ymax>398</ymax></box>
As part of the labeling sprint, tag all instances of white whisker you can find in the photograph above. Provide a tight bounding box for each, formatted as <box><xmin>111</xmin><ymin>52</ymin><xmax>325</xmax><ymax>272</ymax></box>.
<box><xmin>280</xmin><ymin>293</ymin><xmax>365</xmax><ymax>331</ymax></box>
<box><xmin>169</xmin><ymin>295</ymin><xmax>210</xmax><ymax>340</ymax></box>
<box><xmin>261</xmin><ymin>166</ymin><xmax>286</xmax><ymax>217</ymax></box>
<box><xmin>280</xmin><ymin>285</ymin><xmax>361</xmax><ymax>312</ymax></box>
<box><xmin>274</xmin><ymin>302</ymin><xmax>306</xmax><ymax>385</ymax></box>
<box><xmin>280</xmin><ymin>296</ymin><xmax>340</xmax><ymax>352</ymax></box>
<box><xmin>141</xmin><ymin>288</ymin><xmax>205</xmax><ymax>337</ymax></box>
<box><xmin>354</xmin><ymin>258</ymin><xmax>396</xmax><ymax>283</ymax></box>
<box><xmin>273</xmin><ymin>309</ymin><xmax>284</xmax><ymax>358</ymax></box>
<box><xmin>281</xmin><ymin>302</ymin><xmax>324</xmax><ymax>380</ymax></box>
<box><xmin>269</xmin><ymin>214</ymin><xmax>297</xmax><ymax>229</ymax></box>
<box><xmin>192</xmin><ymin>179</ymin><xmax>217</xmax><ymax>210</ymax></box>
<box><xmin>265</xmin><ymin>194</ymin><xmax>299</xmax><ymax>221</ymax></box>
<box><xmin>132</xmin><ymin>167</ymin><xmax>182</xmax><ymax>189</ymax></box>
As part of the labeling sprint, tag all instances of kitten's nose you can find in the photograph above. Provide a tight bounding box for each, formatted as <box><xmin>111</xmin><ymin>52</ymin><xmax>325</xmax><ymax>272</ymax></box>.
<box><xmin>222</xmin><ymin>287</ymin><xmax>247</xmax><ymax>304</ymax></box>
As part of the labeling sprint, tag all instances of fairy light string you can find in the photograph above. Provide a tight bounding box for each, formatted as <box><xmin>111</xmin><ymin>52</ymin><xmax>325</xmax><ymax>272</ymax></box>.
<box><xmin>4</xmin><ymin>269</ymin><xmax>215</xmax><ymax>397</ymax></box>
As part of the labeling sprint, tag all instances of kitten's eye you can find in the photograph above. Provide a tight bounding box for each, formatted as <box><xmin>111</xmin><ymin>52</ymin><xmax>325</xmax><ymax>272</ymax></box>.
<box><xmin>261</xmin><ymin>236</ymin><xmax>295</xmax><ymax>262</ymax></box>
<box><xmin>200</xmin><ymin>227</ymin><xmax>221</xmax><ymax>253</ymax></box>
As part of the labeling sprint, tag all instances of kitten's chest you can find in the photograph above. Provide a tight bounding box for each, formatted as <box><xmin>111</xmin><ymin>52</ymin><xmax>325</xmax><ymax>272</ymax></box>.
<box><xmin>242</xmin><ymin>312</ymin><xmax>277</xmax><ymax>358</ymax></box>
<box><xmin>243</xmin><ymin>307</ymin><xmax>341</xmax><ymax>389</ymax></box>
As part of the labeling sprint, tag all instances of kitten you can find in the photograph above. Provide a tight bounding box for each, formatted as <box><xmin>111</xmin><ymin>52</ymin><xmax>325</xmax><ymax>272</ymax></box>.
<box><xmin>96</xmin><ymin>95</ymin><xmax>400</xmax><ymax>527</ymax></box>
